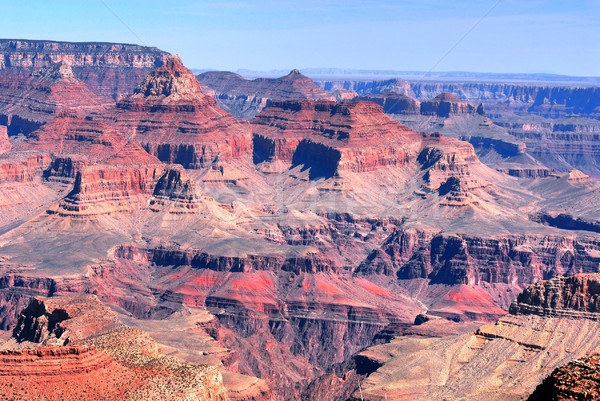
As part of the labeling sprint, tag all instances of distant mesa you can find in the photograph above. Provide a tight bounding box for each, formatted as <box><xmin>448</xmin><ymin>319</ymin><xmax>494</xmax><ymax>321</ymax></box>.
<box><xmin>197</xmin><ymin>68</ymin><xmax>334</xmax><ymax>119</ymax></box>
<box><xmin>420</xmin><ymin>92</ymin><xmax>484</xmax><ymax>117</ymax></box>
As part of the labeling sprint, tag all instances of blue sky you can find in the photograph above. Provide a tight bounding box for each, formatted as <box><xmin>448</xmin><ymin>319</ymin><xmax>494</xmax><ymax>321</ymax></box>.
<box><xmin>1</xmin><ymin>0</ymin><xmax>599</xmax><ymax>76</ymax></box>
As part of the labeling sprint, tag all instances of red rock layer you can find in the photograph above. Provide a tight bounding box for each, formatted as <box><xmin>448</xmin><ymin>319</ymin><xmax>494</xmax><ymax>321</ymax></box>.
<box><xmin>0</xmin><ymin>296</ymin><xmax>229</xmax><ymax>401</ymax></box>
<box><xmin>104</xmin><ymin>55</ymin><xmax>251</xmax><ymax>168</ymax></box>
<box><xmin>251</xmin><ymin>99</ymin><xmax>422</xmax><ymax>178</ymax></box>
<box><xmin>52</xmin><ymin>142</ymin><xmax>164</xmax><ymax>216</ymax></box>
<box><xmin>0</xmin><ymin>39</ymin><xmax>170</xmax><ymax>99</ymax></box>
<box><xmin>0</xmin><ymin>153</ymin><xmax>50</xmax><ymax>183</ymax></box>
<box><xmin>0</xmin><ymin>62</ymin><xmax>112</xmax><ymax>135</ymax></box>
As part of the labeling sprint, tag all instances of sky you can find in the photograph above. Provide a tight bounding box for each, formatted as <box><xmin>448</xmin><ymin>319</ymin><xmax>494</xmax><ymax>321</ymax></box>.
<box><xmin>1</xmin><ymin>0</ymin><xmax>599</xmax><ymax>76</ymax></box>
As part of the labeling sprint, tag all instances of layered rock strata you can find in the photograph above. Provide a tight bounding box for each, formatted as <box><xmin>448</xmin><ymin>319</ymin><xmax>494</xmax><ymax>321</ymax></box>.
<box><xmin>251</xmin><ymin>99</ymin><xmax>422</xmax><ymax>178</ymax></box>
<box><xmin>0</xmin><ymin>39</ymin><xmax>170</xmax><ymax>99</ymax></box>
<box><xmin>105</xmin><ymin>56</ymin><xmax>251</xmax><ymax>168</ymax></box>
<box><xmin>198</xmin><ymin>69</ymin><xmax>334</xmax><ymax>119</ymax></box>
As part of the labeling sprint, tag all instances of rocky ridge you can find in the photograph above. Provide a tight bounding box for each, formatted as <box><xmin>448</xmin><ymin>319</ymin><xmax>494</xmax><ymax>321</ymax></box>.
<box><xmin>198</xmin><ymin>69</ymin><xmax>334</xmax><ymax>119</ymax></box>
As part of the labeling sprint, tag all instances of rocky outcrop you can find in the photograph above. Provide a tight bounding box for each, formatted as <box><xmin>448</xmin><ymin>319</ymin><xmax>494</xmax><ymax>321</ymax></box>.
<box><xmin>358</xmin><ymin>92</ymin><xmax>420</xmax><ymax>114</ymax></box>
<box><xmin>198</xmin><ymin>69</ymin><xmax>334</xmax><ymax>119</ymax></box>
<box><xmin>0</xmin><ymin>152</ymin><xmax>50</xmax><ymax>182</ymax></box>
<box><xmin>360</xmin><ymin>229</ymin><xmax>600</xmax><ymax>304</ymax></box>
<box><xmin>318</xmin><ymin>78</ymin><xmax>415</xmax><ymax>97</ymax></box>
<box><xmin>104</xmin><ymin>56</ymin><xmax>251</xmax><ymax>168</ymax></box>
<box><xmin>528</xmin><ymin>353</ymin><xmax>600</xmax><ymax>401</ymax></box>
<box><xmin>420</xmin><ymin>92</ymin><xmax>483</xmax><ymax>117</ymax></box>
<box><xmin>148</xmin><ymin>165</ymin><xmax>212</xmax><ymax>214</ymax></box>
<box><xmin>12</xmin><ymin>298</ymin><xmax>71</xmax><ymax>344</ymax></box>
<box><xmin>510</xmin><ymin>274</ymin><xmax>600</xmax><ymax>319</ymax></box>
<box><xmin>0</xmin><ymin>39</ymin><xmax>170</xmax><ymax>99</ymax></box>
<box><xmin>0</xmin><ymin>296</ymin><xmax>229</xmax><ymax>401</ymax></box>
<box><xmin>416</xmin><ymin>134</ymin><xmax>487</xmax><ymax>205</ymax></box>
<box><xmin>251</xmin><ymin>99</ymin><xmax>422</xmax><ymax>178</ymax></box>
<box><xmin>497</xmin><ymin>116</ymin><xmax>600</xmax><ymax>176</ymax></box>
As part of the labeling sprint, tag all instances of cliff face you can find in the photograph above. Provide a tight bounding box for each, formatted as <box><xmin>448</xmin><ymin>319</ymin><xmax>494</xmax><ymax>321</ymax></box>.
<box><xmin>251</xmin><ymin>99</ymin><xmax>422</xmax><ymax>178</ymax></box>
<box><xmin>510</xmin><ymin>274</ymin><xmax>600</xmax><ymax>319</ymax></box>
<box><xmin>317</xmin><ymin>79</ymin><xmax>600</xmax><ymax>119</ymax></box>
<box><xmin>105</xmin><ymin>56</ymin><xmax>252</xmax><ymax>168</ymax></box>
<box><xmin>358</xmin><ymin>93</ymin><xmax>420</xmax><ymax>114</ymax></box>
<box><xmin>362</xmin><ymin>228</ymin><xmax>600</xmax><ymax>285</ymax></box>
<box><xmin>497</xmin><ymin>116</ymin><xmax>600</xmax><ymax>175</ymax></box>
<box><xmin>420</xmin><ymin>92</ymin><xmax>483</xmax><ymax>117</ymax></box>
<box><xmin>108</xmin><ymin>242</ymin><xmax>422</xmax><ymax>396</ymax></box>
<box><xmin>0</xmin><ymin>39</ymin><xmax>170</xmax><ymax>99</ymax></box>
<box><xmin>55</xmin><ymin>143</ymin><xmax>164</xmax><ymax>216</ymax></box>
<box><xmin>198</xmin><ymin>69</ymin><xmax>334</xmax><ymax>119</ymax></box>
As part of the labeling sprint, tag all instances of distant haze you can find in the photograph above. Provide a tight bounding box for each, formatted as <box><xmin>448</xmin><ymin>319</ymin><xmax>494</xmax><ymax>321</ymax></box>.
<box><xmin>1</xmin><ymin>0</ymin><xmax>599</xmax><ymax>77</ymax></box>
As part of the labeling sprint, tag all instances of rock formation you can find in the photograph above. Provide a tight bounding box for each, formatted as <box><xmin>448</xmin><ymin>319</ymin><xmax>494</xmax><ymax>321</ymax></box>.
<box><xmin>0</xmin><ymin>61</ymin><xmax>113</xmax><ymax>135</ymax></box>
<box><xmin>198</xmin><ymin>69</ymin><xmax>334</xmax><ymax>119</ymax></box>
<box><xmin>105</xmin><ymin>56</ymin><xmax>251</xmax><ymax>168</ymax></box>
<box><xmin>346</xmin><ymin>274</ymin><xmax>600</xmax><ymax>401</ymax></box>
<box><xmin>510</xmin><ymin>274</ymin><xmax>600</xmax><ymax>319</ymax></box>
<box><xmin>0</xmin><ymin>296</ymin><xmax>229</xmax><ymax>401</ymax></box>
<box><xmin>251</xmin><ymin>99</ymin><xmax>422</xmax><ymax>178</ymax></box>
<box><xmin>420</xmin><ymin>92</ymin><xmax>483</xmax><ymax>117</ymax></box>
<box><xmin>317</xmin><ymin>79</ymin><xmax>600</xmax><ymax>119</ymax></box>
<box><xmin>358</xmin><ymin>92</ymin><xmax>421</xmax><ymax>114</ymax></box>
<box><xmin>54</xmin><ymin>142</ymin><xmax>164</xmax><ymax>216</ymax></box>
<box><xmin>0</xmin><ymin>42</ymin><xmax>600</xmax><ymax>401</ymax></box>
<box><xmin>0</xmin><ymin>126</ymin><xmax>10</xmax><ymax>153</ymax></box>
<box><xmin>149</xmin><ymin>165</ymin><xmax>205</xmax><ymax>212</ymax></box>
<box><xmin>528</xmin><ymin>353</ymin><xmax>600</xmax><ymax>400</ymax></box>
<box><xmin>0</xmin><ymin>39</ymin><xmax>170</xmax><ymax>99</ymax></box>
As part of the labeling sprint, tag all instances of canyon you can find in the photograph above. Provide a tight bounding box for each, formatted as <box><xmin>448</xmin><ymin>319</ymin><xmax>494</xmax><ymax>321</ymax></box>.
<box><xmin>0</xmin><ymin>40</ymin><xmax>598</xmax><ymax>400</ymax></box>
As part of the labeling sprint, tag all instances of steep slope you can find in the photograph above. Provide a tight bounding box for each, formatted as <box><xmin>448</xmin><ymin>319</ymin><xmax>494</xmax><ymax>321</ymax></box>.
<box><xmin>198</xmin><ymin>69</ymin><xmax>334</xmax><ymax>119</ymax></box>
